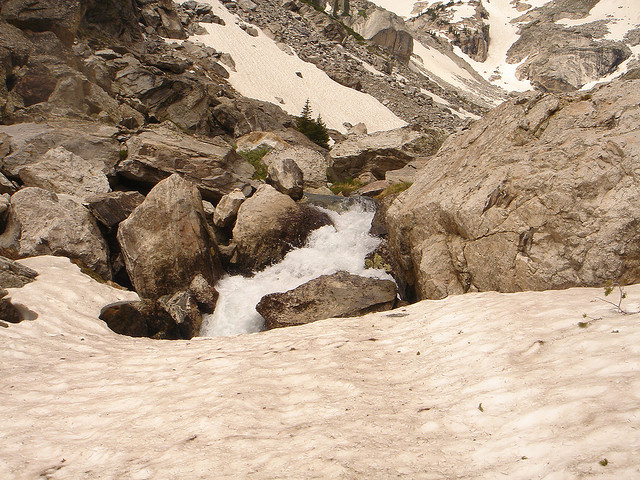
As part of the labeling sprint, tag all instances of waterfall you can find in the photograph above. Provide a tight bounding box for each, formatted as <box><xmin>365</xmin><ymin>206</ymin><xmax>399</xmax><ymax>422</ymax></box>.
<box><xmin>200</xmin><ymin>199</ymin><xmax>392</xmax><ymax>337</ymax></box>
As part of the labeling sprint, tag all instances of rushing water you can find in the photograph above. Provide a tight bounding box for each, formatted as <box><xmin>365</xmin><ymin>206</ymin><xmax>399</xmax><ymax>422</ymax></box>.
<box><xmin>200</xmin><ymin>200</ymin><xmax>393</xmax><ymax>337</ymax></box>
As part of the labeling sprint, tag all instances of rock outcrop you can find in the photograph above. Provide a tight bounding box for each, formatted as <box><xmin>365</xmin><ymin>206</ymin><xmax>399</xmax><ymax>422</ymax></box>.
<box><xmin>329</xmin><ymin>127</ymin><xmax>445</xmax><ymax>181</ymax></box>
<box><xmin>386</xmin><ymin>74</ymin><xmax>640</xmax><ymax>300</ymax></box>
<box><xmin>118</xmin><ymin>122</ymin><xmax>254</xmax><ymax>203</ymax></box>
<box><xmin>117</xmin><ymin>174</ymin><xmax>221</xmax><ymax>299</ymax></box>
<box><xmin>507</xmin><ymin>2</ymin><xmax>632</xmax><ymax>92</ymax></box>
<box><xmin>347</xmin><ymin>9</ymin><xmax>413</xmax><ymax>63</ymax></box>
<box><xmin>256</xmin><ymin>271</ymin><xmax>398</xmax><ymax>329</ymax></box>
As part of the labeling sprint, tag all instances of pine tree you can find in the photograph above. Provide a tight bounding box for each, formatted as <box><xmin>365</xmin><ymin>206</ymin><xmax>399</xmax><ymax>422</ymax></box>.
<box><xmin>310</xmin><ymin>115</ymin><xmax>330</xmax><ymax>149</ymax></box>
<box><xmin>296</xmin><ymin>99</ymin><xmax>315</xmax><ymax>137</ymax></box>
<box><xmin>296</xmin><ymin>100</ymin><xmax>330</xmax><ymax>149</ymax></box>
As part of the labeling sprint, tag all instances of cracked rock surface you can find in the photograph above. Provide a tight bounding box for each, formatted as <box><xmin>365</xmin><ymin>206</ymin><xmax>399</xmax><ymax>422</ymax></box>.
<box><xmin>386</xmin><ymin>72</ymin><xmax>640</xmax><ymax>300</ymax></box>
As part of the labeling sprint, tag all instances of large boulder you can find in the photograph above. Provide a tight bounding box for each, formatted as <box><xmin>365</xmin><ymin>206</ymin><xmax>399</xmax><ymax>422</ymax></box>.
<box><xmin>386</xmin><ymin>75</ymin><xmax>640</xmax><ymax>301</ymax></box>
<box><xmin>118</xmin><ymin>122</ymin><xmax>254</xmax><ymax>203</ymax></box>
<box><xmin>329</xmin><ymin>127</ymin><xmax>445</xmax><ymax>181</ymax></box>
<box><xmin>213</xmin><ymin>188</ymin><xmax>246</xmax><ymax>228</ymax></box>
<box><xmin>256</xmin><ymin>271</ymin><xmax>398</xmax><ymax>329</ymax></box>
<box><xmin>17</xmin><ymin>146</ymin><xmax>110</xmax><ymax>199</ymax></box>
<box><xmin>84</xmin><ymin>191</ymin><xmax>145</xmax><ymax>228</ymax></box>
<box><xmin>232</xmin><ymin>184</ymin><xmax>332</xmax><ymax>272</ymax></box>
<box><xmin>267</xmin><ymin>157</ymin><xmax>304</xmax><ymax>200</ymax></box>
<box><xmin>263</xmin><ymin>146</ymin><xmax>329</xmax><ymax>189</ymax></box>
<box><xmin>99</xmin><ymin>299</ymin><xmax>180</xmax><ymax>339</ymax></box>
<box><xmin>117</xmin><ymin>174</ymin><xmax>221</xmax><ymax>299</ymax></box>
<box><xmin>0</xmin><ymin>187</ymin><xmax>110</xmax><ymax>279</ymax></box>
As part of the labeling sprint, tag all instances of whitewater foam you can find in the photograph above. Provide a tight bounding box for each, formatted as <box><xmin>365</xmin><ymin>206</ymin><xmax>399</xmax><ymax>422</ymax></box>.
<box><xmin>201</xmin><ymin>203</ymin><xmax>393</xmax><ymax>337</ymax></box>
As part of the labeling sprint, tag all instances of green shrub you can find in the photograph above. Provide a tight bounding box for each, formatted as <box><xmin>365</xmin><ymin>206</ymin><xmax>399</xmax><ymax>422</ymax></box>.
<box><xmin>239</xmin><ymin>147</ymin><xmax>270</xmax><ymax>180</ymax></box>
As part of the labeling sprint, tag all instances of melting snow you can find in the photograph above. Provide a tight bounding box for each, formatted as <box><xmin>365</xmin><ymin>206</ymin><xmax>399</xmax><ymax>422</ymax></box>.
<box><xmin>181</xmin><ymin>0</ymin><xmax>405</xmax><ymax>133</ymax></box>
<box><xmin>2</xmin><ymin>255</ymin><xmax>640</xmax><ymax>478</ymax></box>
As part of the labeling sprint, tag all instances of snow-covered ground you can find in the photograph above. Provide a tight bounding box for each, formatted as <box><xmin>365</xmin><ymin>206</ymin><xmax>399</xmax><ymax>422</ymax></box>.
<box><xmin>2</xmin><ymin>255</ymin><xmax>640</xmax><ymax>478</ymax></box>
<box><xmin>181</xmin><ymin>0</ymin><xmax>405</xmax><ymax>133</ymax></box>
<box><xmin>411</xmin><ymin>40</ymin><xmax>503</xmax><ymax>106</ymax></box>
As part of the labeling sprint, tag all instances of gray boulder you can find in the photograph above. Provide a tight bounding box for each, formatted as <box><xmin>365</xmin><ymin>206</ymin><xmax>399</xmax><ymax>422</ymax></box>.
<box><xmin>329</xmin><ymin>127</ymin><xmax>445</xmax><ymax>181</ymax></box>
<box><xmin>0</xmin><ymin>188</ymin><xmax>110</xmax><ymax>279</ymax></box>
<box><xmin>386</xmin><ymin>75</ymin><xmax>640</xmax><ymax>300</ymax></box>
<box><xmin>84</xmin><ymin>191</ymin><xmax>145</xmax><ymax>228</ymax></box>
<box><xmin>17</xmin><ymin>146</ymin><xmax>110</xmax><ymax>199</ymax></box>
<box><xmin>263</xmin><ymin>146</ymin><xmax>329</xmax><ymax>189</ymax></box>
<box><xmin>213</xmin><ymin>188</ymin><xmax>246</xmax><ymax>228</ymax></box>
<box><xmin>117</xmin><ymin>174</ymin><xmax>221</xmax><ymax>299</ymax></box>
<box><xmin>232</xmin><ymin>184</ymin><xmax>332</xmax><ymax>272</ymax></box>
<box><xmin>267</xmin><ymin>157</ymin><xmax>304</xmax><ymax>200</ymax></box>
<box><xmin>118</xmin><ymin>122</ymin><xmax>254</xmax><ymax>203</ymax></box>
<box><xmin>0</xmin><ymin>256</ymin><xmax>38</xmax><ymax>288</ymax></box>
<box><xmin>256</xmin><ymin>271</ymin><xmax>398</xmax><ymax>329</ymax></box>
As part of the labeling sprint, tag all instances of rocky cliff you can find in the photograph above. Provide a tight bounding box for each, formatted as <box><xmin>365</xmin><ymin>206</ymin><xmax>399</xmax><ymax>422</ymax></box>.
<box><xmin>386</xmin><ymin>71</ymin><xmax>640</xmax><ymax>300</ymax></box>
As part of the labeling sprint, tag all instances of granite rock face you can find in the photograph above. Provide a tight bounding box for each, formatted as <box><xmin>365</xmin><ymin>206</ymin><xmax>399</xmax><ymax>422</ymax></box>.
<box><xmin>386</xmin><ymin>74</ymin><xmax>640</xmax><ymax>300</ymax></box>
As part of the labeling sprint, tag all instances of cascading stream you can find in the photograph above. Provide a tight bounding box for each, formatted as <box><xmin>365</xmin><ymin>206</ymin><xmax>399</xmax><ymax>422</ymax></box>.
<box><xmin>200</xmin><ymin>201</ymin><xmax>393</xmax><ymax>337</ymax></box>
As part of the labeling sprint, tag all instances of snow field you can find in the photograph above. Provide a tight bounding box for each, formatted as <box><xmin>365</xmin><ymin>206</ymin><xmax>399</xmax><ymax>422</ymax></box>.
<box><xmin>2</xmin><ymin>255</ymin><xmax>640</xmax><ymax>478</ymax></box>
<box><xmin>182</xmin><ymin>0</ymin><xmax>406</xmax><ymax>133</ymax></box>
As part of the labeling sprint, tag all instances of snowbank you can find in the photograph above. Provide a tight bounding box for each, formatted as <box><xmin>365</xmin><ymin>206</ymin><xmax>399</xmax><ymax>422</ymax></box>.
<box><xmin>182</xmin><ymin>0</ymin><xmax>405</xmax><ymax>133</ymax></box>
<box><xmin>1</xmin><ymin>255</ymin><xmax>639</xmax><ymax>478</ymax></box>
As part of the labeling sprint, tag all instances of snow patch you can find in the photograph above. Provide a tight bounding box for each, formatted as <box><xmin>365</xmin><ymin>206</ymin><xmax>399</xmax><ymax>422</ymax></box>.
<box><xmin>182</xmin><ymin>0</ymin><xmax>405</xmax><ymax>133</ymax></box>
<box><xmin>1</xmin><ymin>255</ymin><xmax>640</xmax><ymax>478</ymax></box>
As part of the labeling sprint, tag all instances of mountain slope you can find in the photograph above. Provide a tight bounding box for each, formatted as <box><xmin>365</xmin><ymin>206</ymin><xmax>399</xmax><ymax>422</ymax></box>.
<box><xmin>368</xmin><ymin>0</ymin><xmax>640</xmax><ymax>93</ymax></box>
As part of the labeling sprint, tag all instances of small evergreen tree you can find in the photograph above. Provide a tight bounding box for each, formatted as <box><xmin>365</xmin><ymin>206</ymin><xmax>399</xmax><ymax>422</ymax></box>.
<box><xmin>310</xmin><ymin>115</ymin><xmax>330</xmax><ymax>149</ymax></box>
<box><xmin>296</xmin><ymin>100</ymin><xmax>330</xmax><ymax>149</ymax></box>
<box><xmin>296</xmin><ymin>99</ymin><xmax>315</xmax><ymax>136</ymax></box>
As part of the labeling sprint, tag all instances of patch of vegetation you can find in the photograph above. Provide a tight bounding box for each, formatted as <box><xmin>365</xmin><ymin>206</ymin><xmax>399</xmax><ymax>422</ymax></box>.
<box><xmin>376</xmin><ymin>182</ymin><xmax>413</xmax><ymax>199</ymax></box>
<box><xmin>365</xmin><ymin>253</ymin><xmax>392</xmax><ymax>273</ymax></box>
<box><xmin>328</xmin><ymin>177</ymin><xmax>365</xmax><ymax>196</ymax></box>
<box><xmin>296</xmin><ymin>99</ymin><xmax>330</xmax><ymax>149</ymax></box>
<box><xmin>239</xmin><ymin>147</ymin><xmax>270</xmax><ymax>180</ymax></box>
<box><xmin>119</xmin><ymin>148</ymin><xmax>128</xmax><ymax>161</ymax></box>
<box><xmin>600</xmin><ymin>281</ymin><xmax>639</xmax><ymax>314</ymax></box>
